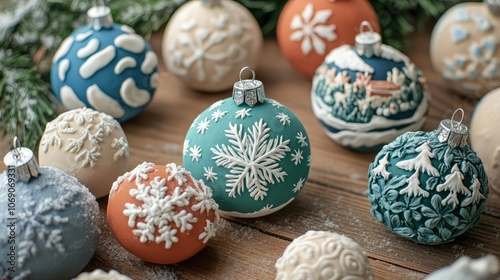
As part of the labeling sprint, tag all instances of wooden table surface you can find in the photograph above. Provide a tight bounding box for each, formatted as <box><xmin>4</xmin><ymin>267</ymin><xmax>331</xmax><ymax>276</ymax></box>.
<box><xmin>4</xmin><ymin>30</ymin><xmax>500</xmax><ymax>279</ymax></box>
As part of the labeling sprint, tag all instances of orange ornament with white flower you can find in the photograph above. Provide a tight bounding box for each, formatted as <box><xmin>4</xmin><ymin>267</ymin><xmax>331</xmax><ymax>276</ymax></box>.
<box><xmin>277</xmin><ymin>0</ymin><xmax>379</xmax><ymax>77</ymax></box>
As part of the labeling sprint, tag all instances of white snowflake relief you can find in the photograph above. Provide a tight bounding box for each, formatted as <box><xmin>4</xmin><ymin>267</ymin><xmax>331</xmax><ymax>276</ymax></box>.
<box><xmin>76</xmin><ymin>146</ymin><xmax>101</xmax><ymax>167</ymax></box>
<box><xmin>110</xmin><ymin>161</ymin><xmax>155</xmax><ymax>196</ymax></box>
<box><xmin>289</xmin><ymin>3</ymin><xmax>337</xmax><ymax>55</ymax></box>
<box><xmin>307</xmin><ymin>155</ymin><xmax>311</xmax><ymax>167</ymax></box>
<box><xmin>123</xmin><ymin>163</ymin><xmax>218</xmax><ymax>249</ymax></box>
<box><xmin>276</xmin><ymin>112</ymin><xmax>291</xmax><ymax>126</ymax></box>
<box><xmin>190</xmin><ymin>145</ymin><xmax>202</xmax><ymax>162</ymax></box>
<box><xmin>188</xmin><ymin>179</ymin><xmax>219</xmax><ymax>214</ymax></box>
<box><xmin>204</xmin><ymin>166</ymin><xmax>218</xmax><ymax>182</ymax></box>
<box><xmin>269</xmin><ymin>99</ymin><xmax>284</xmax><ymax>108</ymax></box>
<box><xmin>211</xmin><ymin>119</ymin><xmax>291</xmax><ymax>200</ymax></box>
<box><xmin>291</xmin><ymin>149</ymin><xmax>303</xmax><ymax>165</ymax></box>
<box><xmin>235</xmin><ymin>108</ymin><xmax>252</xmax><ymax>119</ymax></box>
<box><xmin>183</xmin><ymin>139</ymin><xmax>190</xmax><ymax>155</ymax></box>
<box><xmin>198</xmin><ymin>220</ymin><xmax>216</xmax><ymax>243</ymax></box>
<box><xmin>209</xmin><ymin>100</ymin><xmax>224</xmax><ymax>111</ymax></box>
<box><xmin>196</xmin><ymin>117</ymin><xmax>211</xmax><ymax>134</ymax></box>
<box><xmin>296</xmin><ymin>131</ymin><xmax>308</xmax><ymax>147</ymax></box>
<box><xmin>111</xmin><ymin>137</ymin><xmax>129</xmax><ymax>160</ymax></box>
<box><xmin>211</xmin><ymin>109</ymin><xmax>227</xmax><ymax>122</ymax></box>
<box><xmin>292</xmin><ymin>178</ymin><xmax>305</xmax><ymax>193</ymax></box>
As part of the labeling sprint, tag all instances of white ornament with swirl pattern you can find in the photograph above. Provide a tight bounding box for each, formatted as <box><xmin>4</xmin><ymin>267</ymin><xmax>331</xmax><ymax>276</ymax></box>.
<box><xmin>275</xmin><ymin>231</ymin><xmax>374</xmax><ymax>280</ymax></box>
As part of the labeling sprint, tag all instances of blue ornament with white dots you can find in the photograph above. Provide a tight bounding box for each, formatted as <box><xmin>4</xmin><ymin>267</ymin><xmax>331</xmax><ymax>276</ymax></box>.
<box><xmin>50</xmin><ymin>6</ymin><xmax>159</xmax><ymax>122</ymax></box>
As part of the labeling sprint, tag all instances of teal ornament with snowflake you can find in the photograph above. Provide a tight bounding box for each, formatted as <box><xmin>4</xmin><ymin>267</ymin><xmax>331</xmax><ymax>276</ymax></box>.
<box><xmin>311</xmin><ymin>21</ymin><xmax>429</xmax><ymax>151</ymax></box>
<box><xmin>367</xmin><ymin>109</ymin><xmax>488</xmax><ymax>245</ymax></box>
<box><xmin>50</xmin><ymin>6</ymin><xmax>159</xmax><ymax>122</ymax></box>
<box><xmin>183</xmin><ymin>67</ymin><xmax>311</xmax><ymax>218</ymax></box>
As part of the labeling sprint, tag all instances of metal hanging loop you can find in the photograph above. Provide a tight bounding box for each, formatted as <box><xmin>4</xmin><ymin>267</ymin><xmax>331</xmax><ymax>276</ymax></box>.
<box><xmin>87</xmin><ymin>5</ymin><xmax>113</xmax><ymax>30</ymax></box>
<box><xmin>232</xmin><ymin>66</ymin><xmax>265</xmax><ymax>107</ymax></box>
<box><xmin>355</xmin><ymin>21</ymin><xmax>382</xmax><ymax>58</ymax></box>
<box><xmin>3</xmin><ymin>137</ymin><xmax>42</xmax><ymax>182</ymax></box>
<box><xmin>437</xmin><ymin>108</ymin><xmax>469</xmax><ymax>149</ymax></box>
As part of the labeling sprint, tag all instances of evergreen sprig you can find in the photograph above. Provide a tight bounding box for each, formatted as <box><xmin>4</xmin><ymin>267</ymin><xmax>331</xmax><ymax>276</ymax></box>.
<box><xmin>0</xmin><ymin>0</ymin><xmax>474</xmax><ymax>151</ymax></box>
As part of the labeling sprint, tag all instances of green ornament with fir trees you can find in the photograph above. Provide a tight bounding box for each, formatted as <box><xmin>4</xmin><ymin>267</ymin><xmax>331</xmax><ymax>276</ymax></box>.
<box><xmin>367</xmin><ymin>109</ymin><xmax>488</xmax><ymax>245</ymax></box>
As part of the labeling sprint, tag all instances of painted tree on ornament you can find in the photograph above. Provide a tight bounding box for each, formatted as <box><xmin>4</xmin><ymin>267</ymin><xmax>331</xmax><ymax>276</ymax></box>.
<box><xmin>396</xmin><ymin>142</ymin><xmax>440</xmax><ymax>197</ymax></box>
<box><xmin>436</xmin><ymin>163</ymin><xmax>472</xmax><ymax>208</ymax></box>
<box><xmin>372</xmin><ymin>153</ymin><xmax>391</xmax><ymax>180</ymax></box>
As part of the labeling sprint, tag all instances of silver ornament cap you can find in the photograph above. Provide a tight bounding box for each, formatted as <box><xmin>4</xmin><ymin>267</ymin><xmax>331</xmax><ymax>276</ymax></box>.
<box><xmin>355</xmin><ymin>21</ymin><xmax>382</xmax><ymax>58</ymax></box>
<box><xmin>4</xmin><ymin>137</ymin><xmax>42</xmax><ymax>182</ymax></box>
<box><xmin>486</xmin><ymin>0</ymin><xmax>500</xmax><ymax>16</ymax></box>
<box><xmin>87</xmin><ymin>6</ymin><xmax>113</xmax><ymax>30</ymax></box>
<box><xmin>437</xmin><ymin>108</ymin><xmax>469</xmax><ymax>149</ymax></box>
<box><xmin>232</xmin><ymin>66</ymin><xmax>265</xmax><ymax>107</ymax></box>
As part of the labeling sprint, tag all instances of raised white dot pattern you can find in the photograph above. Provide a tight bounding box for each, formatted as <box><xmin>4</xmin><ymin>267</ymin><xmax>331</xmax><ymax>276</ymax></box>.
<box><xmin>114</xmin><ymin>57</ymin><xmax>137</xmax><ymax>75</ymax></box>
<box><xmin>87</xmin><ymin>84</ymin><xmax>125</xmax><ymax>118</ymax></box>
<box><xmin>114</xmin><ymin>34</ymin><xmax>145</xmax><ymax>54</ymax></box>
<box><xmin>79</xmin><ymin>45</ymin><xmax>116</xmax><ymax>79</ymax></box>
<box><xmin>77</xmin><ymin>38</ymin><xmax>100</xmax><ymax>59</ymax></box>
<box><xmin>120</xmin><ymin>78</ymin><xmax>151</xmax><ymax>108</ymax></box>
<box><xmin>58</xmin><ymin>59</ymin><xmax>70</xmax><ymax>81</ymax></box>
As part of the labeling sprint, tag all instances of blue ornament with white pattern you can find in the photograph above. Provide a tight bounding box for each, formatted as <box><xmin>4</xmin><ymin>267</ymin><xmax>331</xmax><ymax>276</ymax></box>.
<box><xmin>50</xmin><ymin>6</ymin><xmax>159</xmax><ymax>122</ymax></box>
<box><xmin>183</xmin><ymin>67</ymin><xmax>311</xmax><ymax>218</ymax></box>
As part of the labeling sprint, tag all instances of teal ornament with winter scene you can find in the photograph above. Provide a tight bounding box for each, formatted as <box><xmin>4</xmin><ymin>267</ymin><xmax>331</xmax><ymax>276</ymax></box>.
<box><xmin>367</xmin><ymin>109</ymin><xmax>488</xmax><ymax>245</ymax></box>
<box><xmin>50</xmin><ymin>6</ymin><xmax>159</xmax><ymax>122</ymax></box>
<box><xmin>183</xmin><ymin>67</ymin><xmax>311</xmax><ymax>218</ymax></box>
<box><xmin>311</xmin><ymin>21</ymin><xmax>429</xmax><ymax>151</ymax></box>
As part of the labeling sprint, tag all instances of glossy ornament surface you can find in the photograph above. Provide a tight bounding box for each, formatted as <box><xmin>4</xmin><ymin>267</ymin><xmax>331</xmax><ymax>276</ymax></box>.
<box><xmin>183</xmin><ymin>67</ymin><xmax>311</xmax><ymax>217</ymax></box>
<box><xmin>312</xmin><ymin>22</ymin><xmax>429</xmax><ymax>151</ymax></box>
<box><xmin>107</xmin><ymin>162</ymin><xmax>219</xmax><ymax>264</ymax></box>
<box><xmin>430</xmin><ymin>0</ymin><xmax>500</xmax><ymax>98</ymax></box>
<box><xmin>277</xmin><ymin>0</ymin><xmax>379</xmax><ymax>77</ymax></box>
<box><xmin>1</xmin><ymin>141</ymin><xmax>100</xmax><ymax>280</ymax></box>
<box><xmin>275</xmin><ymin>231</ymin><xmax>374</xmax><ymax>280</ymax></box>
<box><xmin>470</xmin><ymin>87</ymin><xmax>500</xmax><ymax>193</ymax></box>
<box><xmin>39</xmin><ymin>108</ymin><xmax>129</xmax><ymax>198</ymax></box>
<box><xmin>367</xmin><ymin>111</ymin><xmax>488</xmax><ymax>245</ymax></box>
<box><xmin>163</xmin><ymin>0</ymin><xmax>263</xmax><ymax>92</ymax></box>
<box><xmin>50</xmin><ymin>6</ymin><xmax>159</xmax><ymax>122</ymax></box>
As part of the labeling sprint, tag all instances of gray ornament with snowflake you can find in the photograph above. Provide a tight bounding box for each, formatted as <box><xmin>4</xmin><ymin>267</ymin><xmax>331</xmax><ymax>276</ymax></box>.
<box><xmin>367</xmin><ymin>112</ymin><xmax>488</xmax><ymax>245</ymax></box>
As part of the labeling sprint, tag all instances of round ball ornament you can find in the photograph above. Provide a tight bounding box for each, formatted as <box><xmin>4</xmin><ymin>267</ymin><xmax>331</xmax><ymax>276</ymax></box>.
<box><xmin>277</xmin><ymin>0</ymin><xmax>379</xmax><ymax>77</ymax></box>
<box><xmin>50</xmin><ymin>6</ymin><xmax>159</xmax><ymax>122</ymax></box>
<box><xmin>162</xmin><ymin>0</ymin><xmax>263</xmax><ymax>92</ymax></box>
<box><xmin>107</xmin><ymin>162</ymin><xmax>219</xmax><ymax>264</ymax></box>
<box><xmin>1</xmin><ymin>139</ymin><xmax>100</xmax><ymax>280</ymax></box>
<box><xmin>275</xmin><ymin>231</ymin><xmax>374</xmax><ymax>280</ymax></box>
<box><xmin>430</xmin><ymin>0</ymin><xmax>500</xmax><ymax>98</ymax></box>
<box><xmin>39</xmin><ymin>108</ymin><xmax>129</xmax><ymax>198</ymax></box>
<box><xmin>367</xmin><ymin>110</ymin><xmax>488</xmax><ymax>245</ymax></box>
<box><xmin>470</xmin><ymin>87</ymin><xmax>500</xmax><ymax>193</ymax></box>
<box><xmin>183</xmin><ymin>67</ymin><xmax>311</xmax><ymax>218</ymax></box>
<box><xmin>312</xmin><ymin>22</ymin><xmax>429</xmax><ymax>151</ymax></box>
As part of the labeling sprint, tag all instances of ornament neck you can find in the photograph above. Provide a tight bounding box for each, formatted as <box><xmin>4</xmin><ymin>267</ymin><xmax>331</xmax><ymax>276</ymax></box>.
<box><xmin>355</xmin><ymin>21</ymin><xmax>381</xmax><ymax>58</ymax></box>
<box><xmin>87</xmin><ymin>6</ymin><xmax>113</xmax><ymax>30</ymax></box>
<box><xmin>202</xmin><ymin>0</ymin><xmax>222</xmax><ymax>8</ymax></box>
<box><xmin>486</xmin><ymin>0</ymin><xmax>500</xmax><ymax>16</ymax></box>
<box><xmin>436</xmin><ymin>108</ymin><xmax>469</xmax><ymax>149</ymax></box>
<box><xmin>3</xmin><ymin>137</ymin><xmax>42</xmax><ymax>182</ymax></box>
<box><xmin>232</xmin><ymin>67</ymin><xmax>265</xmax><ymax>107</ymax></box>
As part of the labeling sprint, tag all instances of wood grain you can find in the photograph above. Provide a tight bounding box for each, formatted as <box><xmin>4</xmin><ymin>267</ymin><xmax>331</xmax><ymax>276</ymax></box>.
<box><xmin>2</xmin><ymin>29</ymin><xmax>500</xmax><ymax>279</ymax></box>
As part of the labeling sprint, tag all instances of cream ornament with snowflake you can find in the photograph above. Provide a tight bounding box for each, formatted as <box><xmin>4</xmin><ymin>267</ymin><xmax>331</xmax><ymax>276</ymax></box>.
<box><xmin>277</xmin><ymin>0</ymin><xmax>379</xmax><ymax>77</ymax></box>
<box><xmin>39</xmin><ymin>108</ymin><xmax>129</xmax><ymax>198</ymax></box>
<box><xmin>431</xmin><ymin>1</ymin><xmax>500</xmax><ymax>98</ymax></box>
<box><xmin>183</xmin><ymin>67</ymin><xmax>311</xmax><ymax>217</ymax></box>
<box><xmin>107</xmin><ymin>162</ymin><xmax>219</xmax><ymax>264</ymax></box>
<box><xmin>162</xmin><ymin>0</ymin><xmax>263</xmax><ymax>92</ymax></box>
